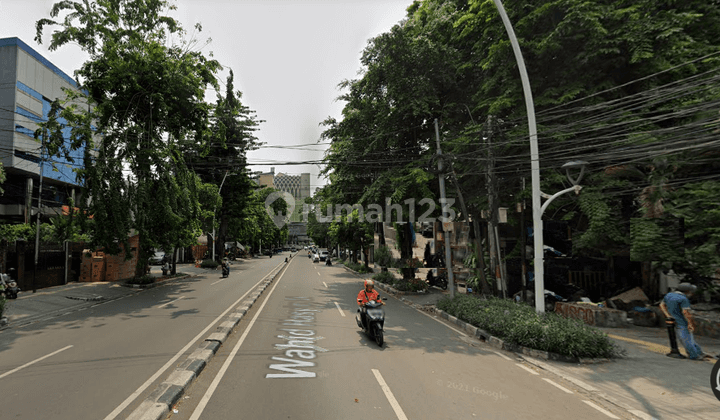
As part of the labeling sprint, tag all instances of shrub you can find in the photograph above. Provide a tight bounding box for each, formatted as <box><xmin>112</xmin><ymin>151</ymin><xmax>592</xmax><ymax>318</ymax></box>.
<box><xmin>373</xmin><ymin>271</ymin><xmax>396</xmax><ymax>284</ymax></box>
<box><xmin>126</xmin><ymin>275</ymin><xmax>155</xmax><ymax>285</ymax></box>
<box><xmin>374</xmin><ymin>246</ymin><xmax>394</xmax><ymax>268</ymax></box>
<box><xmin>437</xmin><ymin>295</ymin><xmax>623</xmax><ymax>359</ymax></box>
<box><xmin>0</xmin><ymin>295</ymin><xmax>5</xmax><ymax>318</ymax></box>
<box><xmin>392</xmin><ymin>277</ymin><xmax>428</xmax><ymax>292</ymax></box>
<box><xmin>345</xmin><ymin>261</ymin><xmax>373</xmax><ymax>274</ymax></box>
<box><xmin>201</xmin><ymin>259</ymin><xmax>219</xmax><ymax>269</ymax></box>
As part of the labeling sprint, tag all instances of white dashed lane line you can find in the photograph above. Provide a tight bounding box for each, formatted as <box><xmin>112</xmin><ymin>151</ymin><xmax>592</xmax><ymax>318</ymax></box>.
<box><xmin>492</xmin><ymin>351</ymin><xmax>512</xmax><ymax>361</ymax></box>
<box><xmin>583</xmin><ymin>400</ymin><xmax>620</xmax><ymax>419</ymax></box>
<box><xmin>542</xmin><ymin>378</ymin><xmax>573</xmax><ymax>394</ymax></box>
<box><xmin>372</xmin><ymin>369</ymin><xmax>409</xmax><ymax>420</ymax></box>
<box><xmin>334</xmin><ymin>301</ymin><xmax>345</xmax><ymax>317</ymax></box>
<box><xmin>0</xmin><ymin>345</ymin><xmax>73</xmax><ymax>379</ymax></box>
<box><xmin>516</xmin><ymin>363</ymin><xmax>539</xmax><ymax>375</ymax></box>
<box><xmin>156</xmin><ymin>296</ymin><xmax>184</xmax><ymax>309</ymax></box>
<box><xmin>323</xmin><ymin>282</ymin><xmax>328</xmax><ymax>288</ymax></box>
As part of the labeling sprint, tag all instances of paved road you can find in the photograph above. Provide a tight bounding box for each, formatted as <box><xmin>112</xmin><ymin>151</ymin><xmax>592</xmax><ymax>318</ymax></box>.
<box><xmin>167</xmin><ymin>256</ymin><xmax>629</xmax><ymax>420</ymax></box>
<box><xmin>0</xmin><ymin>257</ymin><xmax>284</xmax><ymax>420</ymax></box>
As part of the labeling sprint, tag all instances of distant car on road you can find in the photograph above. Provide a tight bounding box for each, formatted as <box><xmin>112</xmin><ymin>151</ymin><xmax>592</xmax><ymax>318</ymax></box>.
<box><xmin>319</xmin><ymin>250</ymin><xmax>329</xmax><ymax>261</ymax></box>
<box><xmin>148</xmin><ymin>251</ymin><xmax>165</xmax><ymax>265</ymax></box>
<box><xmin>313</xmin><ymin>253</ymin><xmax>320</xmax><ymax>263</ymax></box>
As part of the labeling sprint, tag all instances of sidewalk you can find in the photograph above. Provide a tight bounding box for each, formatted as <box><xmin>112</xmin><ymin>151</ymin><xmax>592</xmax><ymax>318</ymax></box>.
<box><xmin>0</xmin><ymin>263</ymin><xmax>209</xmax><ymax>330</ymax></box>
<box><xmin>346</xmin><ymin>264</ymin><xmax>720</xmax><ymax>419</ymax></box>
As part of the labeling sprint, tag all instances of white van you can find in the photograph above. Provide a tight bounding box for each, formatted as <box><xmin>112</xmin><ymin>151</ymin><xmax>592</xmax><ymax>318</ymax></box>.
<box><xmin>319</xmin><ymin>249</ymin><xmax>329</xmax><ymax>261</ymax></box>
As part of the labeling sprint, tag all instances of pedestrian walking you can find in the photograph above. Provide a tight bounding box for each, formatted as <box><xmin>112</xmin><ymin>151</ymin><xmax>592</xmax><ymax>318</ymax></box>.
<box><xmin>659</xmin><ymin>282</ymin><xmax>714</xmax><ymax>361</ymax></box>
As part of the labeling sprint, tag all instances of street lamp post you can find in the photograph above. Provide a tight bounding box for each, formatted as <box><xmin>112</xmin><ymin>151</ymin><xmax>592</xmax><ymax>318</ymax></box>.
<box><xmin>491</xmin><ymin>0</ymin><xmax>587</xmax><ymax>313</ymax></box>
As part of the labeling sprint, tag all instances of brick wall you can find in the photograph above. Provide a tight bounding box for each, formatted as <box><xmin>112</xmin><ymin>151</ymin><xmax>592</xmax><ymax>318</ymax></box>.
<box><xmin>79</xmin><ymin>235</ymin><xmax>141</xmax><ymax>282</ymax></box>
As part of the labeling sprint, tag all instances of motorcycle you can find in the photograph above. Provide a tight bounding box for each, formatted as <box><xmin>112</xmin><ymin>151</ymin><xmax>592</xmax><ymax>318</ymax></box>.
<box><xmin>1</xmin><ymin>271</ymin><xmax>19</xmax><ymax>299</ymax></box>
<box><xmin>221</xmin><ymin>263</ymin><xmax>230</xmax><ymax>278</ymax></box>
<box><xmin>356</xmin><ymin>298</ymin><xmax>387</xmax><ymax>346</ymax></box>
<box><xmin>426</xmin><ymin>270</ymin><xmax>448</xmax><ymax>290</ymax></box>
<box><xmin>161</xmin><ymin>262</ymin><xmax>170</xmax><ymax>276</ymax></box>
<box><xmin>325</xmin><ymin>258</ymin><xmax>332</xmax><ymax>266</ymax></box>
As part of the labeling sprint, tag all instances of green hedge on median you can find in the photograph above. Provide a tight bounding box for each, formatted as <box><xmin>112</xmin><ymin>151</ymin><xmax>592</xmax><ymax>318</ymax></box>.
<box><xmin>437</xmin><ymin>294</ymin><xmax>624</xmax><ymax>359</ymax></box>
<box><xmin>344</xmin><ymin>261</ymin><xmax>373</xmax><ymax>274</ymax></box>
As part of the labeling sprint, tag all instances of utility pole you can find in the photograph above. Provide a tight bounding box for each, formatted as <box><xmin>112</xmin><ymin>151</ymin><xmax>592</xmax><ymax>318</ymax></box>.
<box><xmin>211</xmin><ymin>170</ymin><xmax>230</xmax><ymax>262</ymax></box>
<box><xmin>435</xmin><ymin>119</ymin><xmax>455</xmax><ymax>298</ymax></box>
<box><xmin>33</xmin><ymin>130</ymin><xmax>46</xmax><ymax>293</ymax></box>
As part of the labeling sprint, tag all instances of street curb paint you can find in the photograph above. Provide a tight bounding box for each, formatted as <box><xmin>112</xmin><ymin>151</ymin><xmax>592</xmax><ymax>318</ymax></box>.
<box><xmin>126</xmin><ymin>254</ymin><xmax>295</xmax><ymax>420</ymax></box>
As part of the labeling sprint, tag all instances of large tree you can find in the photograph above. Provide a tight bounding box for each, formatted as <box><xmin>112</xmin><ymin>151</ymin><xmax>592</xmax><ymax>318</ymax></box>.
<box><xmin>35</xmin><ymin>0</ymin><xmax>222</xmax><ymax>275</ymax></box>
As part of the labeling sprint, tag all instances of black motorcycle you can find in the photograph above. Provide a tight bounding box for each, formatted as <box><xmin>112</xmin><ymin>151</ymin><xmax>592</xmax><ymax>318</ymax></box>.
<box><xmin>356</xmin><ymin>298</ymin><xmax>386</xmax><ymax>346</ymax></box>
<box><xmin>0</xmin><ymin>272</ymin><xmax>19</xmax><ymax>299</ymax></box>
<box><xmin>221</xmin><ymin>263</ymin><xmax>230</xmax><ymax>278</ymax></box>
<box><xmin>426</xmin><ymin>270</ymin><xmax>448</xmax><ymax>290</ymax></box>
<box><xmin>325</xmin><ymin>258</ymin><xmax>332</xmax><ymax>266</ymax></box>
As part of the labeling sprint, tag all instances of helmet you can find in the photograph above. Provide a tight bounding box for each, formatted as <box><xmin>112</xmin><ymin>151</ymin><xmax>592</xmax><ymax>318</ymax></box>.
<box><xmin>364</xmin><ymin>279</ymin><xmax>374</xmax><ymax>288</ymax></box>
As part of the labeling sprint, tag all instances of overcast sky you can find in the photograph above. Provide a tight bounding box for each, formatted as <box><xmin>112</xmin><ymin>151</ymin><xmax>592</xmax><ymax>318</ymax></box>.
<box><xmin>0</xmin><ymin>0</ymin><xmax>412</xmax><ymax>193</ymax></box>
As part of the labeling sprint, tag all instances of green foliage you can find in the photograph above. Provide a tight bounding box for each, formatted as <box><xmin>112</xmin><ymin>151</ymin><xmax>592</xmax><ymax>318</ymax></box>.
<box><xmin>35</xmin><ymin>0</ymin><xmax>223</xmax><ymax>275</ymax></box>
<box><xmin>125</xmin><ymin>275</ymin><xmax>155</xmax><ymax>285</ymax></box>
<box><xmin>437</xmin><ymin>295</ymin><xmax>623</xmax><ymax>359</ymax></box>
<box><xmin>201</xmin><ymin>259</ymin><xmax>219</xmax><ymax>269</ymax></box>
<box><xmin>372</xmin><ymin>270</ymin><xmax>396</xmax><ymax>284</ymax></box>
<box><xmin>0</xmin><ymin>294</ymin><xmax>5</xmax><ymax>318</ymax></box>
<box><xmin>344</xmin><ymin>261</ymin><xmax>373</xmax><ymax>274</ymax></box>
<box><xmin>374</xmin><ymin>245</ymin><xmax>394</xmax><ymax>268</ymax></box>
<box><xmin>392</xmin><ymin>277</ymin><xmax>429</xmax><ymax>293</ymax></box>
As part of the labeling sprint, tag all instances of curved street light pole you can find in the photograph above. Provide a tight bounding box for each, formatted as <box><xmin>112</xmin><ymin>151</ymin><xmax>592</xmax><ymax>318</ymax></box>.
<box><xmin>491</xmin><ymin>0</ymin><xmax>545</xmax><ymax>313</ymax></box>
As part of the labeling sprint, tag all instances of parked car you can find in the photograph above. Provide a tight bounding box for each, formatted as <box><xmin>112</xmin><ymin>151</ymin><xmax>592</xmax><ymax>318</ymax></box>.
<box><xmin>148</xmin><ymin>251</ymin><xmax>165</xmax><ymax>265</ymax></box>
<box><xmin>319</xmin><ymin>250</ymin><xmax>329</xmax><ymax>261</ymax></box>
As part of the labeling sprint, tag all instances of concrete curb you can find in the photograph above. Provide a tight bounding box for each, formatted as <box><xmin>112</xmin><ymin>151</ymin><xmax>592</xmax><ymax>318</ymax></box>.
<box><xmin>126</xmin><ymin>256</ymin><xmax>293</xmax><ymax>420</ymax></box>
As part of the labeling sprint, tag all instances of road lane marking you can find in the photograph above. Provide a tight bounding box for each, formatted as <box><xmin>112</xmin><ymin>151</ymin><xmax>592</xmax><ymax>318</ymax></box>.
<box><xmin>189</xmin><ymin>256</ymin><xmax>292</xmax><ymax>420</ymax></box>
<box><xmin>516</xmin><ymin>363</ymin><xmax>539</xmax><ymax>375</ymax></box>
<box><xmin>492</xmin><ymin>351</ymin><xmax>512</xmax><ymax>361</ymax></box>
<box><xmin>372</xmin><ymin>369</ymin><xmax>409</xmax><ymax>420</ymax></box>
<box><xmin>629</xmin><ymin>409</ymin><xmax>656</xmax><ymax>420</ymax></box>
<box><xmin>323</xmin><ymin>282</ymin><xmax>328</xmax><ymax>288</ymax></box>
<box><xmin>156</xmin><ymin>296</ymin><xmax>184</xmax><ymax>309</ymax></box>
<box><xmin>334</xmin><ymin>302</ymin><xmax>345</xmax><ymax>317</ymax></box>
<box><xmin>211</xmin><ymin>278</ymin><xmax>227</xmax><ymax>285</ymax></box>
<box><xmin>583</xmin><ymin>400</ymin><xmax>620</xmax><ymax>419</ymax></box>
<box><xmin>542</xmin><ymin>378</ymin><xmax>573</xmax><ymax>394</ymax></box>
<box><xmin>0</xmin><ymin>345</ymin><xmax>73</xmax><ymax>379</ymax></box>
<box><xmin>103</xmin><ymin>260</ymin><xmax>285</xmax><ymax>420</ymax></box>
<box><xmin>317</xmin><ymin>272</ymin><xmax>321</xmax><ymax>276</ymax></box>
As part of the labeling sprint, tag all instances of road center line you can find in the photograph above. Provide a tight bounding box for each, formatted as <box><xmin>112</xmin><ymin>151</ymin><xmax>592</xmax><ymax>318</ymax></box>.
<box><xmin>317</xmin><ymin>272</ymin><xmax>321</xmax><ymax>276</ymax></box>
<box><xmin>211</xmin><ymin>278</ymin><xmax>227</xmax><ymax>286</ymax></box>
<box><xmin>372</xmin><ymin>369</ymin><xmax>409</xmax><ymax>420</ymax></box>
<box><xmin>516</xmin><ymin>363</ymin><xmax>539</xmax><ymax>375</ymax></box>
<box><xmin>334</xmin><ymin>302</ymin><xmax>345</xmax><ymax>317</ymax></box>
<box><xmin>583</xmin><ymin>400</ymin><xmax>620</xmax><ymax>419</ymax></box>
<box><xmin>189</xmin><ymin>257</ymin><xmax>292</xmax><ymax>420</ymax></box>
<box><xmin>323</xmin><ymin>282</ymin><xmax>328</xmax><ymax>288</ymax></box>
<box><xmin>0</xmin><ymin>345</ymin><xmax>73</xmax><ymax>379</ymax></box>
<box><xmin>103</xmin><ymin>260</ymin><xmax>285</xmax><ymax>420</ymax></box>
<box><xmin>156</xmin><ymin>296</ymin><xmax>184</xmax><ymax>309</ymax></box>
<box><xmin>542</xmin><ymin>378</ymin><xmax>573</xmax><ymax>394</ymax></box>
